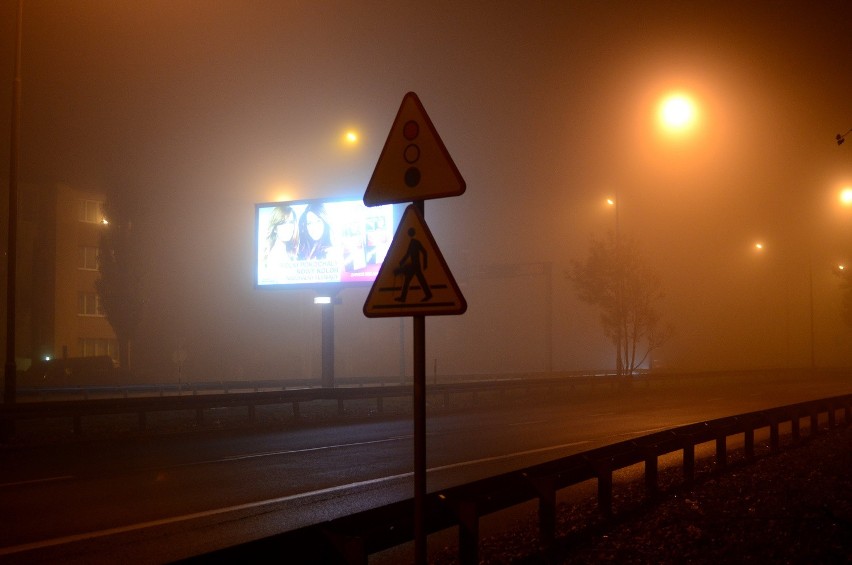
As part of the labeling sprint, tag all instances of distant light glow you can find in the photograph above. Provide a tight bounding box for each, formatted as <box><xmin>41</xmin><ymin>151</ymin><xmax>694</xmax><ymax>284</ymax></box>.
<box><xmin>343</xmin><ymin>130</ymin><xmax>358</xmax><ymax>145</ymax></box>
<box><xmin>44</xmin><ymin>356</ymin><xmax>51</xmax><ymax>361</ymax></box>
<box><xmin>606</xmin><ymin>198</ymin><xmax>615</xmax><ymax>206</ymax></box>
<box><xmin>754</xmin><ymin>242</ymin><xmax>764</xmax><ymax>251</ymax></box>
<box><xmin>314</xmin><ymin>296</ymin><xmax>332</xmax><ymax>304</ymax></box>
<box><xmin>840</xmin><ymin>187</ymin><xmax>852</xmax><ymax>206</ymax></box>
<box><xmin>658</xmin><ymin>93</ymin><xmax>697</xmax><ymax>132</ymax></box>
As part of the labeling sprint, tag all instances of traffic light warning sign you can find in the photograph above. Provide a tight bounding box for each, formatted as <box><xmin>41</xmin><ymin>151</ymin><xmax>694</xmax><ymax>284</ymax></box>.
<box><xmin>363</xmin><ymin>92</ymin><xmax>466</xmax><ymax>207</ymax></box>
<box><xmin>363</xmin><ymin>205</ymin><xmax>466</xmax><ymax>318</ymax></box>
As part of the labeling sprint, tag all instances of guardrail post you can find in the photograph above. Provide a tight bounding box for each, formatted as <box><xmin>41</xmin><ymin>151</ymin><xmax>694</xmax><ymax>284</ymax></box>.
<box><xmin>338</xmin><ymin>398</ymin><xmax>345</xmax><ymax>416</ymax></box>
<box><xmin>292</xmin><ymin>402</ymin><xmax>300</xmax><ymax>420</ymax></box>
<box><xmin>770</xmin><ymin>421</ymin><xmax>779</xmax><ymax>453</ymax></box>
<box><xmin>458</xmin><ymin>499</ymin><xmax>480</xmax><ymax>565</ymax></box>
<box><xmin>683</xmin><ymin>443</ymin><xmax>695</xmax><ymax>483</ymax></box>
<box><xmin>528</xmin><ymin>475</ymin><xmax>556</xmax><ymax>550</ymax></box>
<box><xmin>715</xmin><ymin>435</ymin><xmax>726</xmax><ymax>470</ymax></box>
<box><xmin>744</xmin><ymin>427</ymin><xmax>754</xmax><ymax>460</ymax></box>
<box><xmin>644</xmin><ymin>448</ymin><xmax>658</xmax><ymax>498</ymax></box>
<box><xmin>596</xmin><ymin>460</ymin><xmax>613</xmax><ymax>518</ymax></box>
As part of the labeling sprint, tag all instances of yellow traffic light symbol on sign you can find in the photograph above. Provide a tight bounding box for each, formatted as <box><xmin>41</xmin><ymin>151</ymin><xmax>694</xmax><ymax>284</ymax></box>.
<box><xmin>363</xmin><ymin>92</ymin><xmax>466</xmax><ymax>207</ymax></box>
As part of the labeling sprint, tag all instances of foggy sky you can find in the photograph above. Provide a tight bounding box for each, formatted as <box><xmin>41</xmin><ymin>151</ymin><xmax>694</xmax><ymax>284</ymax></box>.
<box><xmin>2</xmin><ymin>1</ymin><xmax>852</xmax><ymax>380</ymax></box>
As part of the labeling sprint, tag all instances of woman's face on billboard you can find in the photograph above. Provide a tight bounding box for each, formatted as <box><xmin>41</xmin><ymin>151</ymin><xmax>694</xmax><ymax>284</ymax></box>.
<box><xmin>276</xmin><ymin>217</ymin><xmax>295</xmax><ymax>242</ymax></box>
<box><xmin>306</xmin><ymin>211</ymin><xmax>324</xmax><ymax>241</ymax></box>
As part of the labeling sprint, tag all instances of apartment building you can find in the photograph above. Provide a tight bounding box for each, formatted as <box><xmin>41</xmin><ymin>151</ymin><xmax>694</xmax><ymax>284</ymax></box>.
<box><xmin>14</xmin><ymin>183</ymin><xmax>118</xmax><ymax>370</ymax></box>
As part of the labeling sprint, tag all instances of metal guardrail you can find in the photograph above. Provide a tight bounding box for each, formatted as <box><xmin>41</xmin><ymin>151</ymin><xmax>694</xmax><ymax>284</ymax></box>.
<box><xmin>178</xmin><ymin>393</ymin><xmax>852</xmax><ymax>565</ymax></box>
<box><xmin>0</xmin><ymin>374</ymin><xmax>646</xmax><ymax>436</ymax></box>
<box><xmin>14</xmin><ymin>370</ymin><xmax>629</xmax><ymax>400</ymax></box>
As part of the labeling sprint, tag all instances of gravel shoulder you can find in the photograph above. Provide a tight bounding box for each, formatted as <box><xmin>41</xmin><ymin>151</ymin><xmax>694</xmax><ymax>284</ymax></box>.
<box><xmin>433</xmin><ymin>424</ymin><xmax>852</xmax><ymax>564</ymax></box>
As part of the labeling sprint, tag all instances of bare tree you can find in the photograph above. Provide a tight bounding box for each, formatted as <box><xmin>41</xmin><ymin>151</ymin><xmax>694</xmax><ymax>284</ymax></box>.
<box><xmin>95</xmin><ymin>194</ymin><xmax>146</xmax><ymax>372</ymax></box>
<box><xmin>567</xmin><ymin>232</ymin><xmax>672</xmax><ymax>376</ymax></box>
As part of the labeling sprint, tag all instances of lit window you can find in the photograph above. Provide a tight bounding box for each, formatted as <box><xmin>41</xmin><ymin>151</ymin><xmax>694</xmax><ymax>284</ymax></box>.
<box><xmin>78</xmin><ymin>338</ymin><xmax>118</xmax><ymax>362</ymax></box>
<box><xmin>79</xmin><ymin>246</ymin><xmax>99</xmax><ymax>270</ymax></box>
<box><xmin>78</xmin><ymin>199</ymin><xmax>105</xmax><ymax>224</ymax></box>
<box><xmin>78</xmin><ymin>293</ymin><xmax>105</xmax><ymax>317</ymax></box>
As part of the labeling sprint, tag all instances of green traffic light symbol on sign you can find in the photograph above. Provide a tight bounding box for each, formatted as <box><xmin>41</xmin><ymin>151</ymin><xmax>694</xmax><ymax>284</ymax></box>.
<box><xmin>363</xmin><ymin>92</ymin><xmax>465</xmax><ymax>207</ymax></box>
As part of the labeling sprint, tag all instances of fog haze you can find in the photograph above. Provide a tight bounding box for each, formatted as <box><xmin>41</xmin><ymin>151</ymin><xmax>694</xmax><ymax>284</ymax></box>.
<box><xmin>2</xmin><ymin>1</ymin><xmax>851</xmax><ymax>381</ymax></box>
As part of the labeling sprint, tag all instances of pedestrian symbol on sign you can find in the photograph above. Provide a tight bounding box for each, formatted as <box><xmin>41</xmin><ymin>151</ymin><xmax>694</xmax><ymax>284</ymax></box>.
<box><xmin>394</xmin><ymin>227</ymin><xmax>433</xmax><ymax>303</ymax></box>
<box><xmin>363</xmin><ymin>205</ymin><xmax>466</xmax><ymax>318</ymax></box>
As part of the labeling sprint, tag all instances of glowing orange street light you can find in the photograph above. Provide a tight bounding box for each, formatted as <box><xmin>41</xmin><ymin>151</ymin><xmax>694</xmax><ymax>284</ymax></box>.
<box><xmin>658</xmin><ymin>92</ymin><xmax>699</xmax><ymax>134</ymax></box>
<box><xmin>839</xmin><ymin>187</ymin><xmax>852</xmax><ymax>207</ymax></box>
<box><xmin>341</xmin><ymin>129</ymin><xmax>359</xmax><ymax>146</ymax></box>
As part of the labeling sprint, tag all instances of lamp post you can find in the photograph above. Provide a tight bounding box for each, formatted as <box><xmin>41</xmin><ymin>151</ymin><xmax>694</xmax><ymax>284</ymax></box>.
<box><xmin>5</xmin><ymin>0</ymin><xmax>22</xmax><ymax>406</ymax></box>
<box><xmin>606</xmin><ymin>194</ymin><xmax>624</xmax><ymax>376</ymax></box>
<box><xmin>755</xmin><ymin>242</ymin><xmax>821</xmax><ymax>369</ymax></box>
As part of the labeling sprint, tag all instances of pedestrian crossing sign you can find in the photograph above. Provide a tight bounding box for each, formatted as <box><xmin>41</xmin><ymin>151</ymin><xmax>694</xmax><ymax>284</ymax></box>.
<box><xmin>363</xmin><ymin>205</ymin><xmax>467</xmax><ymax>317</ymax></box>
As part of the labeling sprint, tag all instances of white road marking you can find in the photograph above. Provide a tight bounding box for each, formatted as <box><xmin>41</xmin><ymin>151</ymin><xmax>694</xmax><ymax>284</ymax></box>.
<box><xmin>176</xmin><ymin>435</ymin><xmax>412</xmax><ymax>467</ymax></box>
<box><xmin>0</xmin><ymin>438</ymin><xmax>590</xmax><ymax>557</ymax></box>
<box><xmin>0</xmin><ymin>475</ymin><xmax>74</xmax><ymax>488</ymax></box>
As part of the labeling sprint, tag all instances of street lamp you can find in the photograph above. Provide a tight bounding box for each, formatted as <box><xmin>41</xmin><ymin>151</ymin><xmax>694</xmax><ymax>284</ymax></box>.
<box><xmin>657</xmin><ymin>92</ymin><xmax>700</xmax><ymax>135</ymax></box>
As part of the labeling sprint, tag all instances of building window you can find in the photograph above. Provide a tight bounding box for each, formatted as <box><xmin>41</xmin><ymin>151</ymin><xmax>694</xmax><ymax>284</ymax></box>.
<box><xmin>79</xmin><ymin>246</ymin><xmax>99</xmax><ymax>270</ymax></box>
<box><xmin>78</xmin><ymin>293</ymin><xmax>105</xmax><ymax>317</ymax></box>
<box><xmin>78</xmin><ymin>199</ymin><xmax>105</xmax><ymax>224</ymax></box>
<box><xmin>79</xmin><ymin>338</ymin><xmax>118</xmax><ymax>362</ymax></box>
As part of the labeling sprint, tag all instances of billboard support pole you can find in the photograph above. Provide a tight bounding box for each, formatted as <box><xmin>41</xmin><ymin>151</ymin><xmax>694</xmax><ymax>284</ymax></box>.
<box><xmin>320</xmin><ymin>289</ymin><xmax>339</xmax><ymax>388</ymax></box>
<box><xmin>413</xmin><ymin>200</ymin><xmax>427</xmax><ymax>565</ymax></box>
<box><xmin>321</xmin><ymin>301</ymin><xmax>334</xmax><ymax>388</ymax></box>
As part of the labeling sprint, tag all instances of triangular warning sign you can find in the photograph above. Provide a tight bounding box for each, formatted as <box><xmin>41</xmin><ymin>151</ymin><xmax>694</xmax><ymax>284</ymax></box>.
<box><xmin>363</xmin><ymin>92</ymin><xmax>466</xmax><ymax>207</ymax></box>
<box><xmin>363</xmin><ymin>205</ymin><xmax>467</xmax><ymax>317</ymax></box>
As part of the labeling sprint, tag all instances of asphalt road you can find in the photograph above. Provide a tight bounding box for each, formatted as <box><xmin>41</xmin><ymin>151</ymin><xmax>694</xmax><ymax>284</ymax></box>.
<box><xmin>1</xmin><ymin>370</ymin><xmax>850</xmax><ymax>563</ymax></box>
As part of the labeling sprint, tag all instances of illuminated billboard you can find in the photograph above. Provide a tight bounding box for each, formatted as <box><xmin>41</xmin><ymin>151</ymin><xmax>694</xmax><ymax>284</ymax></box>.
<box><xmin>255</xmin><ymin>198</ymin><xmax>397</xmax><ymax>289</ymax></box>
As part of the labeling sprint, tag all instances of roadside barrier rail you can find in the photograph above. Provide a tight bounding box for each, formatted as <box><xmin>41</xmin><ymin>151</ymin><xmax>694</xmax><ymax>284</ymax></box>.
<box><xmin>1</xmin><ymin>373</ymin><xmax>647</xmax><ymax>436</ymax></box>
<box><xmin>180</xmin><ymin>392</ymin><xmax>852</xmax><ymax>564</ymax></box>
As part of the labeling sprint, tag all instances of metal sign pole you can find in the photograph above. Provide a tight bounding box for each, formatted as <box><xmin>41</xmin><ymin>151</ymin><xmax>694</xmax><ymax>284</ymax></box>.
<box><xmin>412</xmin><ymin>200</ymin><xmax>427</xmax><ymax>565</ymax></box>
<box><xmin>362</xmin><ymin>92</ymin><xmax>466</xmax><ymax>563</ymax></box>
<box><xmin>413</xmin><ymin>312</ymin><xmax>426</xmax><ymax>564</ymax></box>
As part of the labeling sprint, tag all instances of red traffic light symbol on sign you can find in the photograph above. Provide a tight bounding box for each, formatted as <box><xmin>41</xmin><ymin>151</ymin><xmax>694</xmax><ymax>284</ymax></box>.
<box><xmin>363</xmin><ymin>92</ymin><xmax>466</xmax><ymax>207</ymax></box>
